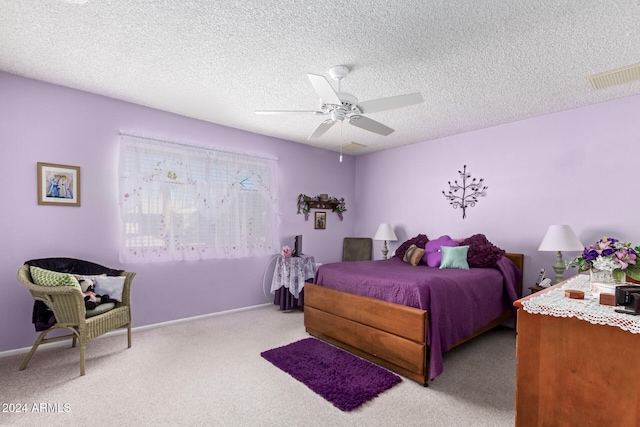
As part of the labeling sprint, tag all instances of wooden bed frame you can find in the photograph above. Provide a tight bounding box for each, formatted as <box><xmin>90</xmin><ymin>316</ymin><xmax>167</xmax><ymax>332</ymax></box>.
<box><xmin>303</xmin><ymin>253</ymin><xmax>524</xmax><ymax>386</ymax></box>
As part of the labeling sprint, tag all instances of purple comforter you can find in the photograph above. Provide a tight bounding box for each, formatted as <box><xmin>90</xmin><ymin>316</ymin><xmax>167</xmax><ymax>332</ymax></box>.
<box><xmin>314</xmin><ymin>256</ymin><xmax>521</xmax><ymax>380</ymax></box>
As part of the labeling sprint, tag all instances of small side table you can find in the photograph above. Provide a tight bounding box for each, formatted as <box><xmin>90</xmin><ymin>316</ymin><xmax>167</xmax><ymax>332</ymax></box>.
<box><xmin>271</xmin><ymin>254</ymin><xmax>316</xmax><ymax>310</ymax></box>
<box><xmin>528</xmin><ymin>285</ymin><xmax>546</xmax><ymax>294</ymax></box>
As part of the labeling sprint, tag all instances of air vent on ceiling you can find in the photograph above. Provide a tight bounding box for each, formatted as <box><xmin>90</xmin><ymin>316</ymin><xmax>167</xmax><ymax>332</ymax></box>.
<box><xmin>589</xmin><ymin>63</ymin><xmax>640</xmax><ymax>90</ymax></box>
<box><xmin>341</xmin><ymin>142</ymin><xmax>368</xmax><ymax>151</ymax></box>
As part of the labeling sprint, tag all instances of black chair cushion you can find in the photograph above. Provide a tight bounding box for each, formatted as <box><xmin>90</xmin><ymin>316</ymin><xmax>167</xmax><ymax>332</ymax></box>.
<box><xmin>25</xmin><ymin>258</ymin><xmax>123</xmax><ymax>276</ymax></box>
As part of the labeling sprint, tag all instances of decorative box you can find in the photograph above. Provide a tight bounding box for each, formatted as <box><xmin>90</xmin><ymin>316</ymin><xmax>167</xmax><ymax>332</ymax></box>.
<box><xmin>564</xmin><ymin>289</ymin><xmax>585</xmax><ymax>299</ymax></box>
<box><xmin>599</xmin><ymin>293</ymin><xmax>615</xmax><ymax>306</ymax></box>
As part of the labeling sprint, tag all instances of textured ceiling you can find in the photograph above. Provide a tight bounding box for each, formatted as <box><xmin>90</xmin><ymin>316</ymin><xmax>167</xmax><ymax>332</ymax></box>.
<box><xmin>2</xmin><ymin>0</ymin><xmax>640</xmax><ymax>155</ymax></box>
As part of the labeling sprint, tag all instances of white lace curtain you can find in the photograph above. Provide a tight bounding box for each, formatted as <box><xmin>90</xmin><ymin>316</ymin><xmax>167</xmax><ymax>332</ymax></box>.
<box><xmin>118</xmin><ymin>134</ymin><xmax>279</xmax><ymax>263</ymax></box>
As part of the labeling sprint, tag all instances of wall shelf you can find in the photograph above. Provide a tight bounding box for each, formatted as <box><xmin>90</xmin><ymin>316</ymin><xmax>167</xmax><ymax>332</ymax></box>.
<box><xmin>297</xmin><ymin>193</ymin><xmax>346</xmax><ymax>221</ymax></box>
<box><xmin>306</xmin><ymin>200</ymin><xmax>339</xmax><ymax>211</ymax></box>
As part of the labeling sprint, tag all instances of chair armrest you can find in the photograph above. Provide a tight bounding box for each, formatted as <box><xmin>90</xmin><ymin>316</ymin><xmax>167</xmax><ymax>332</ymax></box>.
<box><xmin>119</xmin><ymin>271</ymin><xmax>136</xmax><ymax>307</ymax></box>
<box><xmin>18</xmin><ymin>264</ymin><xmax>86</xmax><ymax>324</ymax></box>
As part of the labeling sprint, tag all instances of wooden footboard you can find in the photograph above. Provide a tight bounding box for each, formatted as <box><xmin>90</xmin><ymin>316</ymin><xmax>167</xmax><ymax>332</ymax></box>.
<box><xmin>303</xmin><ymin>253</ymin><xmax>524</xmax><ymax>386</ymax></box>
<box><xmin>304</xmin><ymin>282</ymin><xmax>429</xmax><ymax>384</ymax></box>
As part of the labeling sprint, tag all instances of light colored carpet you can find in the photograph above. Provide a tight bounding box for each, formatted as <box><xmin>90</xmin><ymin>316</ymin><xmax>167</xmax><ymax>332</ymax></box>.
<box><xmin>0</xmin><ymin>305</ymin><xmax>516</xmax><ymax>426</ymax></box>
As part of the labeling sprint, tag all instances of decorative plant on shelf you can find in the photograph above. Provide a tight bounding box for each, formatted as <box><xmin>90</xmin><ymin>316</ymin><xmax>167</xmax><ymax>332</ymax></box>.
<box><xmin>297</xmin><ymin>193</ymin><xmax>347</xmax><ymax>221</ymax></box>
<box><xmin>566</xmin><ymin>236</ymin><xmax>640</xmax><ymax>282</ymax></box>
<box><xmin>296</xmin><ymin>194</ymin><xmax>312</xmax><ymax>220</ymax></box>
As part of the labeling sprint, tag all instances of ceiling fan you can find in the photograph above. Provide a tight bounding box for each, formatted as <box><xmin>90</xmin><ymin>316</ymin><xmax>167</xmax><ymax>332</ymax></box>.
<box><xmin>255</xmin><ymin>65</ymin><xmax>424</xmax><ymax>140</ymax></box>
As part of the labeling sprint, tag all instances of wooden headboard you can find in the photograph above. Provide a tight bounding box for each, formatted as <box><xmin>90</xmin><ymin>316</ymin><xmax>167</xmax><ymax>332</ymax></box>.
<box><xmin>505</xmin><ymin>253</ymin><xmax>524</xmax><ymax>273</ymax></box>
<box><xmin>505</xmin><ymin>252</ymin><xmax>524</xmax><ymax>295</ymax></box>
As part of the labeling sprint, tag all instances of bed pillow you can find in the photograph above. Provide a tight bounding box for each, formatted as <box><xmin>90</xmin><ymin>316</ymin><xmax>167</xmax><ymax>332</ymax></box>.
<box><xmin>30</xmin><ymin>266</ymin><xmax>80</xmax><ymax>288</ymax></box>
<box><xmin>423</xmin><ymin>235</ymin><xmax>459</xmax><ymax>267</ymax></box>
<box><xmin>403</xmin><ymin>244</ymin><xmax>425</xmax><ymax>266</ymax></box>
<box><xmin>459</xmin><ymin>234</ymin><xmax>505</xmax><ymax>268</ymax></box>
<box><xmin>94</xmin><ymin>276</ymin><xmax>126</xmax><ymax>302</ymax></box>
<box><xmin>439</xmin><ymin>245</ymin><xmax>470</xmax><ymax>269</ymax></box>
<box><xmin>394</xmin><ymin>234</ymin><xmax>429</xmax><ymax>260</ymax></box>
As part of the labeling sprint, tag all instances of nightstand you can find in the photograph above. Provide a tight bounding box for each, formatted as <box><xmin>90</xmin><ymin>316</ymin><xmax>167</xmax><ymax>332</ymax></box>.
<box><xmin>528</xmin><ymin>285</ymin><xmax>546</xmax><ymax>294</ymax></box>
<box><xmin>271</xmin><ymin>254</ymin><xmax>316</xmax><ymax>310</ymax></box>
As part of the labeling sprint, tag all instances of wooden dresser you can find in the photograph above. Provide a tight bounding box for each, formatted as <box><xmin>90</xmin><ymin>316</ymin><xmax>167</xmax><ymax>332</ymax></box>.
<box><xmin>513</xmin><ymin>280</ymin><xmax>640</xmax><ymax>427</ymax></box>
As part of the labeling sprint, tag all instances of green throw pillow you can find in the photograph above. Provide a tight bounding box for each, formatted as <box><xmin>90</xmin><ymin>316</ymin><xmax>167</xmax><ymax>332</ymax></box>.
<box><xmin>439</xmin><ymin>245</ymin><xmax>470</xmax><ymax>270</ymax></box>
<box><xmin>30</xmin><ymin>266</ymin><xmax>80</xmax><ymax>287</ymax></box>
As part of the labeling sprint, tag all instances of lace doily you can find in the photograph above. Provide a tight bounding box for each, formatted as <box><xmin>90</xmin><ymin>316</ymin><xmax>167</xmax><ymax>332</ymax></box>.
<box><xmin>522</xmin><ymin>275</ymin><xmax>640</xmax><ymax>334</ymax></box>
<box><xmin>270</xmin><ymin>255</ymin><xmax>316</xmax><ymax>298</ymax></box>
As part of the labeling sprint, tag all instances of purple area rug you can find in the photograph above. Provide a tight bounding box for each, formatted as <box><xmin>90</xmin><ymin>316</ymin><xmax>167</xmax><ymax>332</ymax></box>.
<box><xmin>261</xmin><ymin>338</ymin><xmax>402</xmax><ymax>411</ymax></box>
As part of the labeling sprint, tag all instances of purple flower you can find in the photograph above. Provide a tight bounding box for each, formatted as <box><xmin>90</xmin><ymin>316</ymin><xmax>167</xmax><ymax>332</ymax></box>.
<box><xmin>590</xmin><ymin>237</ymin><xmax>615</xmax><ymax>254</ymax></box>
<box><xmin>569</xmin><ymin>237</ymin><xmax>640</xmax><ymax>280</ymax></box>
<box><xmin>614</xmin><ymin>248</ymin><xmax>637</xmax><ymax>270</ymax></box>
<box><xmin>582</xmin><ymin>248</ymin><xmax>598</xmax><ymax>263</ymax></box>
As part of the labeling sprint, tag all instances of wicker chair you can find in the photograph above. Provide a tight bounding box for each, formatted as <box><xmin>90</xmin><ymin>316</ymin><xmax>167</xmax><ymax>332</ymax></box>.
<box><xmin>17</xmin><ymin>259</ymin><xmax>135</xmax><ymax>376</ymax></box>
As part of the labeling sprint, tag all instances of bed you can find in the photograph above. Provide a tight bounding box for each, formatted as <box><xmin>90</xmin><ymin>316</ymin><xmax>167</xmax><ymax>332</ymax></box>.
<box><xmin>303</xmin><ymin>251</ymin><xmax>523</xmax><ymax>386</ymax></box>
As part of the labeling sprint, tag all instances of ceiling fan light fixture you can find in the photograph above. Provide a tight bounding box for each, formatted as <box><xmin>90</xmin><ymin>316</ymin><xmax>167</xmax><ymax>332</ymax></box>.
<box><xmin>257</xmin><ymin>64</ymin><xmax>424</xmax><ymax>140</ymax></box>
<box><xmin>331</xmin><ymin>110</ymin><xmax>346</xmax><ymax>121</ymax></box>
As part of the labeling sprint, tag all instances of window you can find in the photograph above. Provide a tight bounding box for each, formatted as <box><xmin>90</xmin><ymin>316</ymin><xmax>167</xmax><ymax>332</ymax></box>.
<box><xmin>118</xmin><ymin>134</ymin><xmax>279</xmax><ymax>262</ymax></box>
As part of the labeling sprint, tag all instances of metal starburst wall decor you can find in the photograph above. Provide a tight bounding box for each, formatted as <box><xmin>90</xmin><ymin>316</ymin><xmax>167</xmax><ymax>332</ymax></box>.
<box><xmin>442</xmin><ymin>165</ymin><xmax>488</xmax><ymax>219</ymax></box>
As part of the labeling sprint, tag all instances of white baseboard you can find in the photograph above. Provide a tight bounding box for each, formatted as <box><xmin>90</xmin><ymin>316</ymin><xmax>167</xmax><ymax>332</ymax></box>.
<box><xmin>0</xmin><ymin>303</ymin><xmax>272</xmax><ymax>358</ymax></box>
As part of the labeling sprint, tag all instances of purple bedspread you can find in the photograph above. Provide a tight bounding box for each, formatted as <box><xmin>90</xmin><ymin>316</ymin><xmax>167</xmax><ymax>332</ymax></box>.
<box><xmin>314</xmin><ymin>256</ymin><xmax>521</xmax><ymax>380</ymax></box>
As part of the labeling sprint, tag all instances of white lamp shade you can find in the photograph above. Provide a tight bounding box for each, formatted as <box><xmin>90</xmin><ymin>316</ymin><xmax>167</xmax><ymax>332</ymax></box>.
<box><xmin>538</xmin><ymin>225</ymin><xmax>584</xmax><ymax>252</ymax></box>
<box><xmin>373</xmin><ymin>223</ymin><xmax>398</xmax><ymax>241</ymax></box>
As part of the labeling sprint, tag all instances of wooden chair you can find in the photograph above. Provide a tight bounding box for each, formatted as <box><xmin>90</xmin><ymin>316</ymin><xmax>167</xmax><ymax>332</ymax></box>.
<box><xmin>17</xmin><ymin>259</ymin><xmax>135</xmax><ymax>376</ymax></box>
<box><xmin>342</xmin><ymin>237</ymin><xmax>372</xmax><ymax>262</ymax></box>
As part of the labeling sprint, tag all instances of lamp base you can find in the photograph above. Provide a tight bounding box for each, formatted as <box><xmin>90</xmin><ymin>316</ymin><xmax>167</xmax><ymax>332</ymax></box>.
<box><xmin>552</xmin><ymin>250</ymin><xmax>565</xmax><ymax>284</ymax></box>
<box><xmin>381</xmin><ymin>240</ymin><xmax>389</xmax><ymax>260</ymax></box>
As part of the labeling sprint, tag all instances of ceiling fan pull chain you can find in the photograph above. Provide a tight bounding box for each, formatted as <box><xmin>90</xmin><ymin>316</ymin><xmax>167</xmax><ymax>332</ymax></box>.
<box><xmin>339</xmin><ymin>122</ymin><xmax>344</xmax><ymax>162</ymax></box>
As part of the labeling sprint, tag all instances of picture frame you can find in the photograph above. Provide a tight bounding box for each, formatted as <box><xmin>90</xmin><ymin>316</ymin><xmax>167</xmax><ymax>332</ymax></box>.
<box><xmin>37</xmin><ymin>162</ymin><xmax>81</xmax><ymax>206</ymax></box>
<box><xmin>314</xmin><ymin>211</ymin><xmax>326</xmax><ymax>230</ymax></box>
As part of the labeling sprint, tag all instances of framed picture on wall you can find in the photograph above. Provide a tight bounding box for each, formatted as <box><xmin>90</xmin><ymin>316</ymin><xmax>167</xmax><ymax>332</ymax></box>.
<box><xmin>314</xmin><ymin>211</ymin><xmax>326</xmax><ymax>230</ymax></box>
<box><xmin>37</xmin><ymin>162</ymin><xmax>81</xmax><ymax>207</ymax></box>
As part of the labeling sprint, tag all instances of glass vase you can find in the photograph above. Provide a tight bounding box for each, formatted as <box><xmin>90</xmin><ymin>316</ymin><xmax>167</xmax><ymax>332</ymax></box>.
<box><xmin>590</xmin><ymin>268</ymin><xmax>626</xmax><ymax>295</ymax></box>
<box><xmin>590</xmin><ymin>268</ymin><xmax>615</xmax><ymax>284</ymax></box>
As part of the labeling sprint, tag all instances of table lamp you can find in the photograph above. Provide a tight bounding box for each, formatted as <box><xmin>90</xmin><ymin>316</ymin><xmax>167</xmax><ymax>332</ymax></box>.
<box><xmin>538</xmin><ymin>224</ymin><xmax>584</xmax><ymax>284</ymax></box>
<box><xmin>373</xmin><ymin>223</ymin><xmax>397</xmax><ymax>260</ymax></box>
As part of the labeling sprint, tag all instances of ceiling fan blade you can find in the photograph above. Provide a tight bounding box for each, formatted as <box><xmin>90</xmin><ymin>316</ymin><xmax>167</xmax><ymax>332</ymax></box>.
<box><xmin>255</xmin><ymin>110</ymin><xmax>322</xmax><ymax>115</ymax></box>
<box><xmin>348</xmin><ymin>115</ymin><xmax>394</xmax><ymax>136</ymax></box>
<box><xmin>307</xmin><ymin>74</ymin><xmax>342</xmax><ymax>105</ymax></box>
<box><xmin>357</xmin><ymin>93</ymin><xmax>423</xmax><ymax>114</ymax></box>
<box><xmin>308</xmin><ymin>120</ymin><xmax>336</xmax><ymax>140</ymax></box>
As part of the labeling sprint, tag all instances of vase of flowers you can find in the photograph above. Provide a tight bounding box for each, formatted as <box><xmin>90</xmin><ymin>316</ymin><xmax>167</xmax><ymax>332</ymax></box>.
<box><xmin>281</xmin><ymin>245</ymin><xmax>293</xmax><ymax>258</ymax></box>
<box><xmin>567</xmin><ymin>236</ymin><xmax>640</xmax><ymax>289</ymax></box>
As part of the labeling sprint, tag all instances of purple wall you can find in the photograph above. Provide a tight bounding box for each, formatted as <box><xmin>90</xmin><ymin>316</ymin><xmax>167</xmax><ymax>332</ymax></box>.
<box><xmin>354</xmin><ymin>94</ymin><xmax>640</xmax><ymax>288</ymax></box>
<box><xmin>3</xmin><ymin>69</ymin><xmax>639</xmax><ymax>353</ymax></box>
<box><xmin>0</xmin><ymin>72</ymin><xmax>356</xmax><ymax>352</ymax></box>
